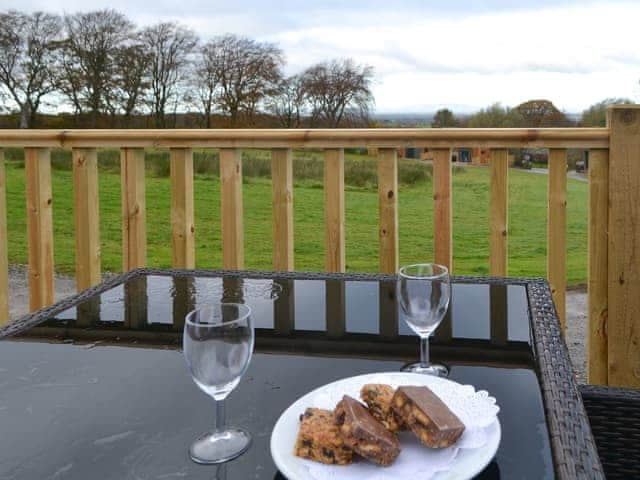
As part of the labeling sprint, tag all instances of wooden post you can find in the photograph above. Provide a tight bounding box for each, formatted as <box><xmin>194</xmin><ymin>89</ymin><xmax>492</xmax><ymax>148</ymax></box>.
<box><xmin>607</xmin><ymin>105</ymin><xmax>640</xmax><ymax>387</ymax></box>
<box><xmin>433</xmin><ymin>148</ymin><xmax>452</xmax><ymax>270</ymax></box>
<box><xmin>324</xmin><ymin>148</ymin><xmax>345</xmax><ymax>272</ymax></box>
<box><xmin>272</xmin><ymin>148</ymin><xmax>294</xmax><ymax>271</ymax></box>
<box><xmin>25</xmin><ymin>148</ymin><xmax>54</xmax><ymax>310</ymax></box>
<box><xmin>0</xmin><ymin>151</ymin><xmax>8</xmax><ymax>325</ymax></box>
<box><xmin>547</xmin><ymin>149</ymin><xmax>567</xmax><ymax>330</ymax></box>
<box><xmin>72</xmin><ymin>148</ymin><xmax>101</xmax><ymax>291</ymax></box>
<box><xmin>121</xmin><ymin>148</ymin><xmax>146</xmax><ymax>271</ymax></box>
<box><xmin>220</xmin><ymin>148</ymin><xmax>244</xmax><ymax>270</ymax></box>
<box><xmin>377</xmin><ymin>148</ymin><xmax>398</xmax><ymax>273</ymax></box>
<box><xmin>489</xmin><ymin>149</ymin><xmax>508</xmax><ymax>276</ymax></box>
<box><xmin>170</xmin><ymin>148</ymin><xmax>195</xmax><ymax>269</ymax></box>
<box><xmin>588</xmin><ymin>149</ymin><xmax>609</xmax><ymax>385</ymax></box>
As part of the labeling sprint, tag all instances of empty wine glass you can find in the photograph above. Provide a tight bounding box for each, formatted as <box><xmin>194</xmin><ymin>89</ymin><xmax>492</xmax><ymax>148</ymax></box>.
<box><xmin>397</xmin><ymin>263</ymin><xmax>451</xmax><ymax>377</ymax></box>
<box><xmin>183</xmin><ymin>302</ymin><xmax>254</xmax><ymax>464</ymax></box>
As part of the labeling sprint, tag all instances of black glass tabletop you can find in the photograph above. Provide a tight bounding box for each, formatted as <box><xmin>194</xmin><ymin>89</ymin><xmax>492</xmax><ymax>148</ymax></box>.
<box><xmin>0</xmin><ymin>271</ymin><xmax>554</xmax><ymax>479</ymax></box>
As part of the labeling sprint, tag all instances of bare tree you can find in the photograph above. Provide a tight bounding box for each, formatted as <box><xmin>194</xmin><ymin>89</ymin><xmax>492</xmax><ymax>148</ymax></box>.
<box><xmin>302</xmin><ymin>59</ymin><xmax>374</xmax><ymax>127</ymax></box>
<box><xmin>205</xmin><ymin>34</ymin><xmax>283</xmax><ymax>126</ymax></box>
<box><xmin>58</xmin><ymin>9</ymin><xmax>134</xmax><ymax>126</ymax></box>
<box><xmin>141</xmin><ymin>22</ymin><xmax>196</xmax><ymax>128</ymax></box>
<box><xmin>0</xmin><ymin>11</ymin><xmax>62</xmax><ymax>128</ymax></box>
<box><xmin>111</xmin><ymin>41</ymin><xmax>152</xmax><ymax>126</ymax></box>
<box><xmin>191</xmin><ymin>41</ymin><xmax>218</xmax><ymax>128</ymax></box>
<box><xmin>267</xmin><ymin>75</ymin><xmax>307</xmax><ymax>128</ymax></box>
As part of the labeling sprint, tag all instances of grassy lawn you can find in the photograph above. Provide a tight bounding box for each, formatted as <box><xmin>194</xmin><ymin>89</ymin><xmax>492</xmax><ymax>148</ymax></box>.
<box><xmin>3</xmin><ymin>154</ymin><xmax>588</xmax><ymax>284</ymax></box>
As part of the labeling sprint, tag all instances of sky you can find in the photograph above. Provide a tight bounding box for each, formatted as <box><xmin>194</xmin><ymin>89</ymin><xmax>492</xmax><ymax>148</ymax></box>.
<box><xmin>5</xmin><ymin>0</ymin><xmax>640</xmax><ymax>113</ymax></box>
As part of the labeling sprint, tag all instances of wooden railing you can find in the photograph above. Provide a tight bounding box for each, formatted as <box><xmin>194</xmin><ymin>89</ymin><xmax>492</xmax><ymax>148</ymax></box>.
<box><xmin>0</xmin><ymin>105</ymin><xmax>639</xmax><ymax>388</ymax></box>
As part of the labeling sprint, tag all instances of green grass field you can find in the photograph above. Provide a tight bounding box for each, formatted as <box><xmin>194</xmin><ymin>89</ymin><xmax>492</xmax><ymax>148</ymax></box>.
<box><xmin>2</xmin><ymin>152</ymin><xmax>589</xmax><ymax>284</ymax></box>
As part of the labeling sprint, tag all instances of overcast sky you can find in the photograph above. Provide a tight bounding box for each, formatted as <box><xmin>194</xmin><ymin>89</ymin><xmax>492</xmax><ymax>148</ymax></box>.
<box><xmin>6</xmin><ymin>0</ymin><xmax>640</xmax><ymax>113</ymax></box>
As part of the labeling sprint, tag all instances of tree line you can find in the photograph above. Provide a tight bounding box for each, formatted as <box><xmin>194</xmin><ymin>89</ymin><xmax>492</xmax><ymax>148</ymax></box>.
<box><xmin>429</xmin><ymin>97</ymin><xmax>635</xmax><ymax>129</ymax></box>
<box><xmin>0</xmin><ymin>9</ymin><xmax>374</xmax><ymax>128</ymax></box>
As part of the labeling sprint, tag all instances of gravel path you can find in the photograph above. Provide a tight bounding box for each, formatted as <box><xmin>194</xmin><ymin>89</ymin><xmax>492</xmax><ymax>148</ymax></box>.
<box><xmin>6</xmin><ymin>267</ymin><xmax>589</xmax><ymax>383</ymax></box>
<box><xmin>528</xmin><ymin>167</ymin><xmax>588</xmax><ymax>183</ymax></box>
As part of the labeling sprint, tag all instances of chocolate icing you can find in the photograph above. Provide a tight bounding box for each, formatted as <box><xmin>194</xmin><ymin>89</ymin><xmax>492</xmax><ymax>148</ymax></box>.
<box><xmin>334</xmin><ymin>395</ymin><xmax>401</xmax><ymax>466</ymax></box>
<box><xmin>398</xmin><ymin>386</ymin><xmax>464</xmax><ymax>431</ymax></box>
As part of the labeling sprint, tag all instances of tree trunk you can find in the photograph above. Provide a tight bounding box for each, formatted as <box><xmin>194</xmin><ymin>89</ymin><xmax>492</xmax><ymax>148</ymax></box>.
<box><xmin>19</xmin><ymin>104</ymin><xmax>30</xmax><ymax>129</ymax></box>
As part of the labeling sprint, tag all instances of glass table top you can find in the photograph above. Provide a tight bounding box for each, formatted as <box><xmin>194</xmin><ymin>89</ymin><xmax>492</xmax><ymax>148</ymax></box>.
<box><xmin>0</xmin><ymin>272</ymin><xmax>553</xmax><ymax>479</ymax></box>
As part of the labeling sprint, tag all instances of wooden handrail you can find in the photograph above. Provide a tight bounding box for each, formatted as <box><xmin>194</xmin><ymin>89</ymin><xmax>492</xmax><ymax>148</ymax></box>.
<box><xmin>0</xmin><ymin>128</ymin><xmax>609</xmax><ymax>148</ymax></box>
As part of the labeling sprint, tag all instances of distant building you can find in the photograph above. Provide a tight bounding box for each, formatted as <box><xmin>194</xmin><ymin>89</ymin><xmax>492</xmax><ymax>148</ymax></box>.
<box><xmin>419</xmin><ymin>147</ymin><xmax>490</xmax><ymax>164</ymax></box>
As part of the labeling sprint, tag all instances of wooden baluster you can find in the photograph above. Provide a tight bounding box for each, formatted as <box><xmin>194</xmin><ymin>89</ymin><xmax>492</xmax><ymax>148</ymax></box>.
<box><xmin>121</xmin><ymin>148</ymin><xmax>146</xmax><ymax>271</ymax></box>
<box><xmin>377</xmin><ymin>148</ymin><xmax>398</xmax><ymax>273</ymax></box>
<box><xmin>170</xmin><ymin>148</ymin><xmax>195</xmax><ymax>269</ymax></box>
<box><xmin>607</xmin><ymin>105</ymin><xmax>640</xmax><ymax>387</ymax></box>
<box><xmin>326</xmin><ymin>279</ymin><xmax>346</xmax><ymax>338</ymax></box>
<box><xmin>25</xmin><ymin>147</ymin><xmax>54</xmax><ymax>310</ymax></box>
<box><xmin>0</xmin><ymin>150</ymin><xmax>8</xmax><ymax>324</ymax></box>
<box><xmin>172</xmin><ymin>276</ymin><xmax>195</xmax><ymax>331</ymax></box>
<box><xmin>274</xmin><ymin>279</ymin><xmax>295</xmax><ymax>335</ymax></box>
<box><xmin>547</xmin><ymin>149</ymin><xmax>567</xmax><ymax>330</ymax></box>
<box><xmin>433</xmin><ymin>148</ymin><xmax>452</xmax><ymax>270</ymax></box>
<box><xmin>220</xmin><ymin>148</ymin><xmax>244</xmax><ymax>270</ymax></box>
<box><xmin>490</xmin><ymin>284</ymin><xmax>508</xmax><ymax>346</ymax></box>
<box><xmin>272</xmin><ymin>148</ymin><xmax>294</xmax><ymax>271</ymax></box>
<box><xmin>324</xmin><ymin>148</ymin><xmax>345</xmax><ymax>272</ymax></box>
<box><xmin>489</xmin><ymin>149</ymin><xmax>508</xmax><ymax>276</ymax></box>
<box><xmin>72</xmin><ymin>148</ymin><xmax>101</xmax><ymax>291</ymax></box>
<box><xmin>588</xmin><ymin>149</ymin><xmax>609</xmax><ymax>385</ymax></box>
<box><xmin>124</xmin><ymin>275</ymin><xmax>147</xmax><ymax>329</ymax></box>
<box><xmin>379</xmin><ymin>281</ymin><xmax>398</xmax><ymax>340</ymax></box>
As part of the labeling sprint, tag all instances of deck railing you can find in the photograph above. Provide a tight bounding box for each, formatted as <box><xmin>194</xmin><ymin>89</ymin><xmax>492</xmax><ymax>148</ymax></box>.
<box><xmin>0</xmin><ymin>104</ymin><xmax>638</xmax><ymax>388</ymax></box>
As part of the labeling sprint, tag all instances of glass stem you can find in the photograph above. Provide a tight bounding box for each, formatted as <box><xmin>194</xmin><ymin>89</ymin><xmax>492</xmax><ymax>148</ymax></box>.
<box><xmin>215</xmin><ymin>399</ymin><xmax>226</xmax><ymax>432</ymax></box>
<box><xmin>420</xmin><ymin>336</ymin><xmax>430</xmax><ymax>368</ymax></box>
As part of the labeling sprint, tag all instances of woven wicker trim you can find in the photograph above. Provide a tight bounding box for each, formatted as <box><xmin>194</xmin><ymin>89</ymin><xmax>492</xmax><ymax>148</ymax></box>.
<box><xmin>527</xmin><ymin>280</ymin><xmax>604</xmax><ymax>479</ymax></box>
<box><xmin>0</xmin><ymin>268</ymin><xmax>603</xmax><ymax>478</ymax></box>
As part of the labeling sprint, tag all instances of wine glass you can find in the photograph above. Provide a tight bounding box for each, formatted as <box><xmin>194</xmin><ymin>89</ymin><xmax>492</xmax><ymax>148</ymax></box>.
<box><xmin>183</xmin><ymin>302</ymin><xmax>254</xmax><ymax>464</ymax></box>
<box><xmin>397</xmin><ymin>263</ymin><xmax>451</xmax><ymax>376</ymax></box>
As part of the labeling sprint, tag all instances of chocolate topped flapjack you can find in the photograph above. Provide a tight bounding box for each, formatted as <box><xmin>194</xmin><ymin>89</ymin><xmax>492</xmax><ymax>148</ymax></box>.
<box><xmin>360</xmin><ymin>384</ymin><xmax>404</xmax><ymax>432</ymax></box>
<box><xmin>334</xmin><ymin>395</ymin><xmax>401</xmax><ymax>466</ymax></box>
<box><xmin>391</xmin><ymin>385</ymin><xmax>465</xmax><ymax>448</ymax></box>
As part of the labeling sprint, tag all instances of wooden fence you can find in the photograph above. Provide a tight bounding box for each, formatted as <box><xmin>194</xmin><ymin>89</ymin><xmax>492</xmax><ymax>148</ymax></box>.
<box><xmin>0</xmin><ymin>104</ymin><xmax>639</xmax><ymax>387</ymax></box>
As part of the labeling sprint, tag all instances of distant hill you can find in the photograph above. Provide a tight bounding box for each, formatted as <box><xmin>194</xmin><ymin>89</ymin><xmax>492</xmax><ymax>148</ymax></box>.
<box><xmin>372</xmin><ymin>112</ymin><xmax>435</xmax><ymax>127</ymax></box>
<box><xmin>373</xmin><ymin>110</ymin><xmax>582</xmax><ymax>127</ymax></box>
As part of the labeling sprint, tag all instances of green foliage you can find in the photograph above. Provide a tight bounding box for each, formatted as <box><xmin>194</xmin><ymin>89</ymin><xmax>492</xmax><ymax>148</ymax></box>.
<box><xmin>579</xmin><ymin>98</ymin><xmax>635</xmax><ymax>127</ymax></box>
<box><xmin>431</xmin><ymin>108</ymin><xmax>458</xmax><ymax>127</ymax></box>
<box><xmin>464</xmin><ymin>103</ymin><xmax>524</xmax><ymax>127</ymax></box>
<box><xmin>5</xmin><ymin>148</ymin><xmax>434</xmax><ymax>189</ymax></box>
<box><xmin>514</xmin><ymin>99</ymin><xmax>572</xmax><ymax>127</ymax></box>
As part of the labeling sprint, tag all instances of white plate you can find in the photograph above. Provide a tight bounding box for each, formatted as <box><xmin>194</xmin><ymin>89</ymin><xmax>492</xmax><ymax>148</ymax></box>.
<box><xmin>270</xmin><ymin>372</ymin><xmax>501</xmax><ymax>480</ymax></box>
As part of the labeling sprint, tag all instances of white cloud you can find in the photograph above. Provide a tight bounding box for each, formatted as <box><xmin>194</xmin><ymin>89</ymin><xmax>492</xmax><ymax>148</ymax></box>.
<box><xmin>4</xmin><ymin>0</ymin><xmax>640</xmax><ymax>112</ymax></box>
<box><xmin>268</xmin><ymin>2</ymin><xmax>640</xmax><ymax>111</ymax></box>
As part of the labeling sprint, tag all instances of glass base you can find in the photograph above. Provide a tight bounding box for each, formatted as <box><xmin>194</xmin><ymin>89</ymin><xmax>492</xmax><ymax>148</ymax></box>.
<box><xmin>189</xmin><ymin>428</ymin><xmax>252</xmax><ymax>464</ymax></box>
<box><xmin>401</xmin><ymin>362</ymin><xmax>449</xmax><ymax>377</ymax></box>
